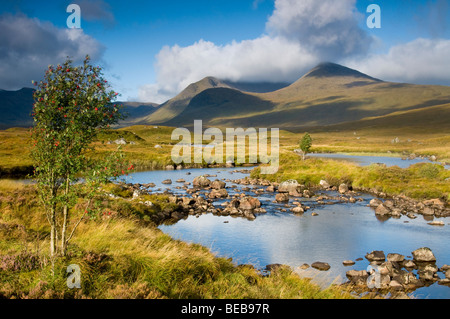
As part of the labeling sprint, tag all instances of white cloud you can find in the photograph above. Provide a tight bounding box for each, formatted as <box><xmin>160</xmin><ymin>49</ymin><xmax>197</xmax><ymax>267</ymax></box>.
<box><xmin>139</xmin><ymin>36</ymin><xmax>319</xmax><ymax>103</ymax></box>
<box><xmin>347</xmin><ymin>38</ymin><xmax>450</xmax><ymax>86</ymax></box>
<box><xmin>0</xmin><ymin>14</ymin><xmax>104</xmax><ymax>90</ymax></box>
<box><xmin>138</xmin><ymin>0</ymin><xmax>450</xmax><ymax>103</ymax></box>
<box><xmin>266</xmin><ymin>0</ymin><xmax>370</xmax><ymax>60</ymax></box>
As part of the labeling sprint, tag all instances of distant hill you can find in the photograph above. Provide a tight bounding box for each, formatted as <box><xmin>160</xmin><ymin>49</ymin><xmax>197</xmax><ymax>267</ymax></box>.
<box><xmin>148</xmin><ymin>62</ymin><xmax>450</xmax><ymax>130</ymax></box>
<box><xmin>114</xmin><ymin>102</ymin><xmax>160</xmax><ymax>127</ymax></box>
<box><xmin>0</xmin><ymin>88</ymin><xmax>35</xmax><ymax>129</ymax></box>
<box><xmin>143</xmin><ymin>77</ymin><xmax>232</xmax><ymax>124</ymax></box>
<box><xmin>0</xmin><ymin>88</ymin><xmax>160</xmax><ymax>129</ymax></box>
<box><xmin>2</xmin><ymin>63</ymin><xmax>450</xmax><ymax>132</ymax></box>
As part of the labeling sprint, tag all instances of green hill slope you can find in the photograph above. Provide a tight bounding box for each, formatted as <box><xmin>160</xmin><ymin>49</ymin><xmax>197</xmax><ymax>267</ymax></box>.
<box><xmin>156</xmin><ymin>63</ymin><xmax>450</xmax><ymax>130</ymax></box>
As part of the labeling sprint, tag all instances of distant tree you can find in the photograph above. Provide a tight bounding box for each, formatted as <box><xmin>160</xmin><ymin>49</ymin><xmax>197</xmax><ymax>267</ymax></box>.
<box><xmin>31</xmin><ymin>55</ymin><xmax>128</xmax><ymax>258</ymax></box>
<box><xmin>299</xmin><ymin>133</ymin><xmax>312</xmax><ymax>160</ymax></box>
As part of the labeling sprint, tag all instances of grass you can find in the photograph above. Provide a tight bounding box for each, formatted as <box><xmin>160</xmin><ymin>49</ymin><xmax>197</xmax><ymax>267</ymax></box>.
<box><xmin>252</xmin><ymin>150</ymin><xmax>450</xmax><ymax>201</ymax></box>
<box><xmin>0</xmin><ymin>182</ymin><xmax>353</xmax><ymax>299</ymax></box>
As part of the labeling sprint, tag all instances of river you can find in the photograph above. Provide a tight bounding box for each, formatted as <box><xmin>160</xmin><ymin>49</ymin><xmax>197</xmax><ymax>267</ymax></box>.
<box><xmin>124</xmin><ymin>153</ymin><xmax>450</xmax><ymax>299</ymax></box>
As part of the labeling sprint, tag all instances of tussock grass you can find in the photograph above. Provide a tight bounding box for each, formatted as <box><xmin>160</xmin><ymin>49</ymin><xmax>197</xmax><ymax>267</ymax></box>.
<box><xmin>0</xmin><ymin>185</ymin><xmax>353</xmax><ymax>299</ymax></box>
<box><xmin>253</xmin><ymin>151</ymin><xmax>450</xmax><ymax>201</ymax></box>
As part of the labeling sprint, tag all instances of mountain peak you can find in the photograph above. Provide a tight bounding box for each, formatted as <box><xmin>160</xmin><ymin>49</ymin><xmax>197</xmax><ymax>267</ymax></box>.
<box><xmin>303</xmin><ymin>62</ymin><xmax>381</xmax><ymax>82</ymax></box>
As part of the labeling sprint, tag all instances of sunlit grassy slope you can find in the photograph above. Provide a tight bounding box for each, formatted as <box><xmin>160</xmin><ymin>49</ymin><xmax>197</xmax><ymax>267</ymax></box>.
<box><xmin>143</xmin><ymin>63</ymin><xmax>450</xmax><ymax>129</ymax></box>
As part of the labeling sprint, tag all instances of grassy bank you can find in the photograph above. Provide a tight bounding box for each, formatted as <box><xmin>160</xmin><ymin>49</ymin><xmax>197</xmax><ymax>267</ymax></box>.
<box><xmin>252</xmin><ymin>151</ymin><xmax>450</xmax><ymax>201</ymax></box>
<box><xmin>0</xmin><ymin>180</ymin><xmax>352</xmax><ymax>299</ymax></box>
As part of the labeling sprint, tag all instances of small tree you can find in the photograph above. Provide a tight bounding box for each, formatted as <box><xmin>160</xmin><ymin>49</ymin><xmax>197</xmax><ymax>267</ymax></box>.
<box><xmin>31</xmin><ymin>55</ymin><xmax>127</xmax><ymax>258</ymax></box>
<box><xmin>299</xmin><ymin>133</ymin><xmax>312</xmax><ymax>160</ymax></box>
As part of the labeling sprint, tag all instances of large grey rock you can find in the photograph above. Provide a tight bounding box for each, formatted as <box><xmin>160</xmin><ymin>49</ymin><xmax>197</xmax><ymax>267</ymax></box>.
<box><xmin>275</xmin><ymin>193</ymin><xmax>289</xmax><ymax>202</ymax></box>
<box><xmin>369</xmin><ymin>198</ymin><xmax>383</xmax><ymax>207</ymax></box>
<box><xmin>365</xmin><ymin>250</ymin><xmax>386</xmax><ymax>262</ymax></box>
<box><xmin>210</xmin><ymin>180</ymin><xmax>226</xmax><ymax>189</ymax></box>
<box><xmin>319</xmin><ymin>180</ymin><xmax>330</xmax><ymax>189</ymax></box>
<box><xmin>278</xmin><ymin>180</ymin><xmax>302</xmax><ymax>196</ymax></box>
<box><xmin>375</xmin><ymin>204</ymin><xmax>391</xmax><ymax>216</ymax></box>
<box><xmin>387</xmin><ymin>253</ymin><xmax>405</xmax><ymax>263</ymax></box>
<box><xmin>209</xmin><ymin>189</ymin><xmax>228</xmax><ymax>199</ymax></box>
<box><xmin>193</xmin><ymin>175</ymin><xmax>211</xmax><ymax>188</ymax></box>
<box><xmin>346</xmin><ymin>270</ymin><xmax>369</xmax><ymax>285</ymax></box>
<box><xmin>338</xmin><ymin>183</ymin><xmax>349</xmax><ymax>194</ymax></box>
<box><xmin>291</xmin><ymin>206</ymin><xmax>304</xmax><ymax>215</ymax></box>
<box><xmin>412</xmin><ymin>247</ymin><xmax>436</xmax><ymax>262</ymax></box>
<box><xmin>239</xmin><ymin>197</ymin><xmax>261</xmax><ymax>210</ymax></box>
<box><xmin>113</xmin><ymin>138</ymin><xmax>127</xmax><ymax>145</ymax></box>
<box><xmin>311</xmin><ymin>262</ymin><xmax>330</xmax><ymax>271</ymax></box>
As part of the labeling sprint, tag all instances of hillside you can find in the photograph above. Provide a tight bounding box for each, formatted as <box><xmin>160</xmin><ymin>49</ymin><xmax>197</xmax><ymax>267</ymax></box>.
<box><xmin>153</xmin><ymin>63</ymin><xmax>450</xmax><ymax>130</ymax></box>
<box><xmin>0</xmin><ymin>88</ymin><xmax>159</xmax><ymax>129</ymax></box>
<box><xmin>0</xmin><ymin>88</ymin><xmax>35</xmax><ymax>129</ymax></box>
<box><xmin>143</xmin><ymin>77</ymin><xmax>232</xmax><ymax>124</ymax></box>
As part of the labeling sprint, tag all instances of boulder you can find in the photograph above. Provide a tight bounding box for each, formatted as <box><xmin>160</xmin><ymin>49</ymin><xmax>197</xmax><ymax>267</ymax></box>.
<box><xmin>275</xmin><ymin>193</ymin><xmax>289</xmax><ymax>202</ymax></box>
<box><xmin>403</xmin><ymin>260</ymin><xmax>417</xmax><ymax>269</ymax></box>
<box><xmin>239</xmin><ymin>197</ymin><xmax>261</xmax><ymax>210</ymax></box>
<box><xmin>387</xmin><ymin>253</ymin><xmax>405</xmax><ymax>263</ymax></box>
<box><xmin>291</xmin><ymin>206</ymin><xmax>304</xmax><ymax>215</ymax></box>
<box><xmin>369</xmin><ymin>198</ymin><xmax>383</xmax><ymax>207</ymax></box>
<box><xmin>412</xmin><ymin>247</ymin><xmax>436</xmax><ymax>262</ymax></box>
<box><xmin>210</xmin><ymin>180</ymin><xmax>226</xmax><ymax>189</ymax></box>
<box><xmin>343</xmin><ymin>260</ymin><xmax>355</xmax><ymax>266</ymax></box>
<box><xmin>365</xmin><ymin>250</ymin><xmax>386</xmax><ymax>262</ymax></box>
<box><xmin>193</xmin><ymin>175</ymin><xmax>211</xmax><ymax>188</ymax></box>
<box><xmin>422</xmin><ymin>207</ymin><xmax>435</xmax><ymax>216</ymax></box>
<box><xmin>278</xmin><ymin>180</ymin><xmax>303</xmax><ymax>196</ymax></box>
<box><xmin>209</xmin><ymin>189</ymin><xmax>228</xmax><ymax>199</ymax></box>
<box><xmin>113</xmin><ymin>138</ymin><xmax>127</xmax><ymax>145</ymax></box>
<box><xmin>311</xmin><ymin>262</ymin><xmax>330</xmax><ymax>271</ymax></box>
<box><xmin>346</xmin><ymin>270</ymin><xmax>368</xmax><ymax>285</ymax></box>
<box><xmin>338</xmin><ymin>183</ymin><xmax>349</xmax><ymax>194</ymax></box>
<box><xmin>319</xmin><ymin>180</ymin><xmax>330</xmax><ymax>189</ymax></box>
<box><xmin>161</xmin><ymin>179</ymin><xmax>172</xmax><ymax>184</ymax></box>
<box><xmin>375</xmin><ymin>204</ymin><xmax>391</xmax><ymax>216</ymax></box>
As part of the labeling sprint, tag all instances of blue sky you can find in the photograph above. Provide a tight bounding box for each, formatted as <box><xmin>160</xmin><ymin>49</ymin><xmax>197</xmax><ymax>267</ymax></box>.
<box><xmin>1</xmin><ymin>0</ymin><xmax>449</xmax><ymax>102</ymax></box>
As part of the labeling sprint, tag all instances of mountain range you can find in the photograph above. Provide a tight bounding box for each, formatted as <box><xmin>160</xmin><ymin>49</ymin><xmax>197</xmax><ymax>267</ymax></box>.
<box><xmin>1</xmin><ymin>62</ymin><xmax>450</xmax><ymax>131</ymax></box>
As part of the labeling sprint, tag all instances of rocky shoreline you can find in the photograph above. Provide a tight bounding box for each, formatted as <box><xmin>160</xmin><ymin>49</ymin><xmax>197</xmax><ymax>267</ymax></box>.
<box><xmin>342</xmin><ymin>247</ymin><xmax>450</xmax><ymax>298</ymax></box>
<box><xmin>110</xmin><ymin>170</ymin><xmax>449</xmax><ymax>298</ymax></box>
<box><xmin>115</xmin><ymin>172</ymin><xmax>449</xmax><ymax>225</ymax></box>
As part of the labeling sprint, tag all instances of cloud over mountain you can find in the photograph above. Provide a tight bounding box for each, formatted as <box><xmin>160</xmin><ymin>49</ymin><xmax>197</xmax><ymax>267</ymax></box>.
<box><xmin>348</xmin><ymin>38</ymin><xmax>450</xmax><ymax>86</ymax></box>
<box><xmin>0</xmin><ymin>13</ymin><xmax>104</xmax><ymax>90</ymax></box>
<box><xmin>139</xmin><ymin>0</ymin><xmax>370</xmax><ymax>103</ymax></box>
<box><xmin>139</xmin><ymin>0</ymin><xmax>450</xmax><ymax>104</ymax></box>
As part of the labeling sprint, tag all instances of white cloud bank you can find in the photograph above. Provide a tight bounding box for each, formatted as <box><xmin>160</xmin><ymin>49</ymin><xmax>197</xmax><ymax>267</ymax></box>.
<box><xmin>139</xmin><ymin>0</ymin><xmax>450</xmax><ymax>103</ymax></box>
<box><xmin>347</xmin><ymin>38</ymin><xmax>450</xmax><ymax>85</ymax></box>
<box><xmin>0</xmin><ymin>14</ymin><xmax>104</xmax><ymax>90</ymax></box>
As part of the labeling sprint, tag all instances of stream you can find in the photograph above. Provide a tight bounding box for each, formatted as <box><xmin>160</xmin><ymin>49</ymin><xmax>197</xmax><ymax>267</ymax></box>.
<box><xmin>122</xmin><ymin>154</ymin><xmax>450</xmax><ymax>299</ymax></box>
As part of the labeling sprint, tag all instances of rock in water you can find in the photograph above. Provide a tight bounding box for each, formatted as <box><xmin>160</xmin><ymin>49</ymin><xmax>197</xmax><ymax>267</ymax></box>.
<box><xmin>275</xmin><ymin>193</ymin><xmax>289</xmax><ymax>202</ymax></box>
<box><xmin>311</xmin><ymin>262</ymin><xmax>331</xmax><ymax>271</ymax></box>
<box><xmin>193</xmin><ymin>175</ymin><xmax>211</xmax><ymax>188</ymax></box>
<box><xmin>412</xmin><ymin>247</ymin><xmax>436</xmax><ymax>262</ymax></box>
<box><xmin>365</xmin><ymin>250</ymin><xmax>386</xmax><ymax>262</ymax></box>
<box><xmin>278</xmin><ymin>180</ymin><xmax>302</xmax><ymax>196</ymax></box>
<box><xmin>338</xmin><ymin>183</ymin><xmax>349</xmax><ymax>194</ymax></box>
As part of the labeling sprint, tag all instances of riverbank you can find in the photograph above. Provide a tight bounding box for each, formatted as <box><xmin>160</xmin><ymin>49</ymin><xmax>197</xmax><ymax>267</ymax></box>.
<box><xmin>0</xmin><ymin>180</ymin><xmax>353</xmax><ymax>299</ymax></box>
<box><xmin>251</xmin><ymin>151</ymin><xmax>450</xmax><ymax>202</ymax></box>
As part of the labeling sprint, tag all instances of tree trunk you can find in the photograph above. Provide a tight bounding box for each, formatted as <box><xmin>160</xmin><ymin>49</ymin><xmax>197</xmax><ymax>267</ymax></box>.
<box><xmin>50</xmin><ymin>203</ymin><xmax>56</xmax><ymax>258</ymax></box>
<box><xmin>60</xmin><ymin>176</ymin><xmax>70</xmax><ymax>256</ymax></box>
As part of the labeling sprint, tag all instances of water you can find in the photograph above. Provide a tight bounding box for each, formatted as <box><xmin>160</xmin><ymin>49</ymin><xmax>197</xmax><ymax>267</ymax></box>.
<box><xmin>123</xmin><ymin>158</ymin><xmax>450</xmax><ymax>299</ymax></box>
<box><xmin>308</xmin><ymin>153</ymin><xmax>450</xmax><ymax>169</ymax></box>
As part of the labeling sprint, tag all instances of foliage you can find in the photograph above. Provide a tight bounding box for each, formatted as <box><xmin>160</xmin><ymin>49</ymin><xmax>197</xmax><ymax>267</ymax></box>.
<box><xmin>299</xmin><ymin>133</ymin><xmax>312</xmax><ymax>160</ymax></box>
<box><xmin>30</xmin><ymin>55</ymin><xmax>128</xmax><ymax>257</ymax></box>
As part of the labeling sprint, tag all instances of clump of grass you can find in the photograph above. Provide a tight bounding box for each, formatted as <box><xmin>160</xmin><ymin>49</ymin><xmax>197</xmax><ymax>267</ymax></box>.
<box><xmin>253</xmin><ymin>152</ymin><xmax>449</xmax><ymax>201</ymax></box>
<box><xmin>0</xmin><ymin>185</ymin><xmax>353</xmax><ymax>299</ymax></box>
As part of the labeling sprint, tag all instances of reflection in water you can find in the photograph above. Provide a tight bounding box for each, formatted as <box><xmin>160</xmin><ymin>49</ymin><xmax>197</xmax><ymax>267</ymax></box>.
<box><xmin>125</xmin><ymin>165</ymin><xmax>450</xmax><ymax>299</ymax></box>
<box><xmin>308</xmin><ymin>153</ymin><xmax>450</xmax><ymax>169</ymax></box>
